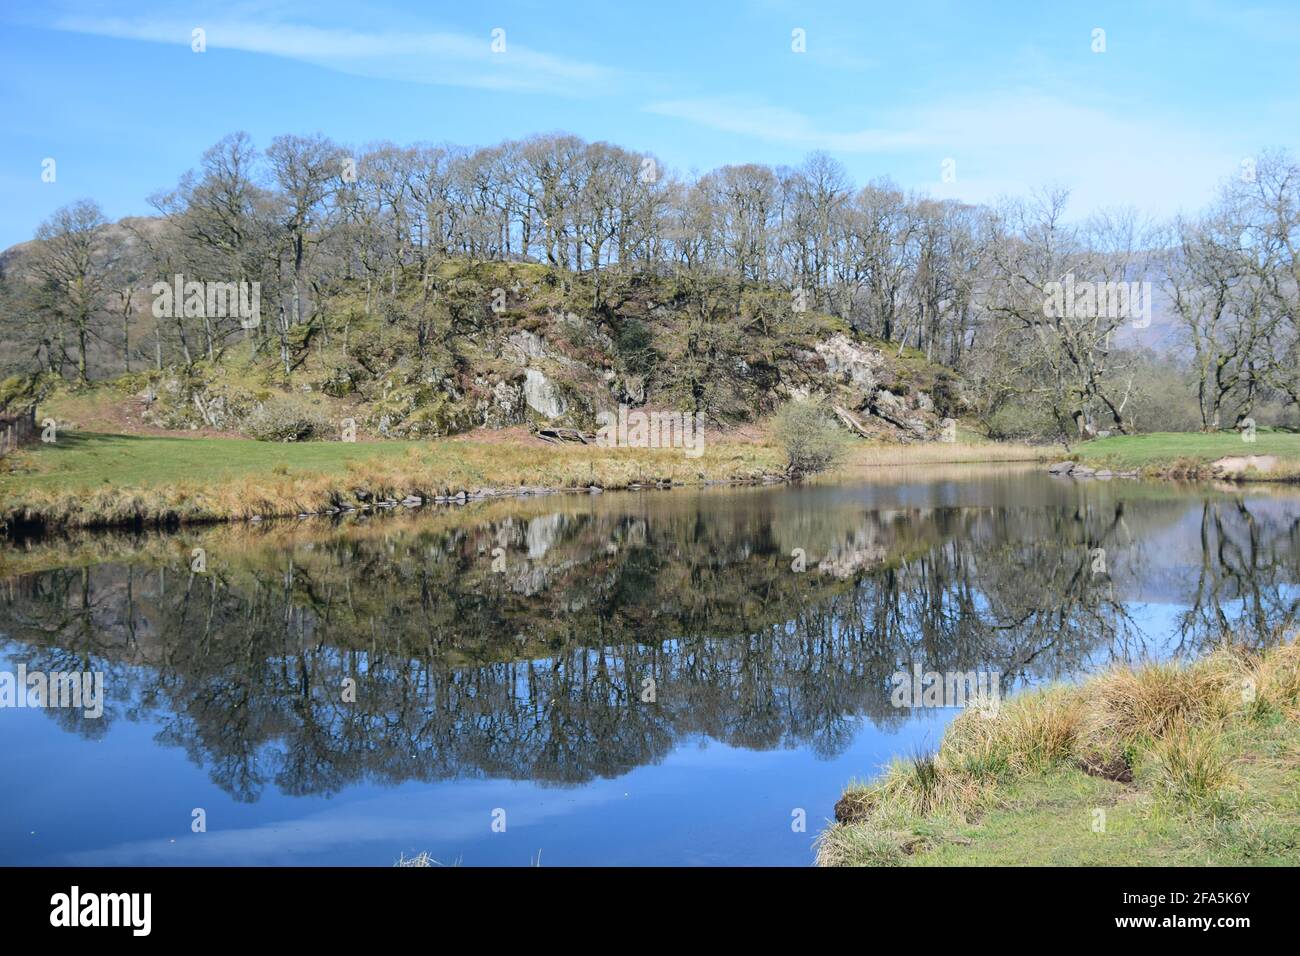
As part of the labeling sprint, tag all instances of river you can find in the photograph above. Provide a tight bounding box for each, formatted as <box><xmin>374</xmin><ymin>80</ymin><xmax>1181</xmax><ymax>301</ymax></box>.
<box><xmin>2</xmin><ymin>465</ymin><xmax>1297</xmax><ymax>865</ymax></box>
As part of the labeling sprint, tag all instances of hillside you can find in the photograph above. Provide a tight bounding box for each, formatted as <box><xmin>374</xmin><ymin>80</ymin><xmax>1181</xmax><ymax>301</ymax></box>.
<box><xmin>13</xmin><ymin>259</ymin><xmax>963</xmax><ymax>445</ymax></box>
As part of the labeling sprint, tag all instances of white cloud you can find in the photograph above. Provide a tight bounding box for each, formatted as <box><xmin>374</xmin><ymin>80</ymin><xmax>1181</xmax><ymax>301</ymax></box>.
<box><xmin>52</xmin><ymin>15</ymin><xmax>617</xmax><ymax>96</ymax></box>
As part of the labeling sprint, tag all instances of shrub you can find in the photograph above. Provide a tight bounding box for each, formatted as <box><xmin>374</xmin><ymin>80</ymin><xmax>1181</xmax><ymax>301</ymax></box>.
<box><xmin>771</xmin><ymin>395</ymin><xmax>848</xmax><ymax>476</ymax></box>
<box><xmin>243</xmin><ymin>396</ymin><xmax>330</xmax><ymax>442</ymax></box>
<box><xmin>984</xmin><ymin>398</ymin><xmax>1058</xmax><ymax>442</ymax></box>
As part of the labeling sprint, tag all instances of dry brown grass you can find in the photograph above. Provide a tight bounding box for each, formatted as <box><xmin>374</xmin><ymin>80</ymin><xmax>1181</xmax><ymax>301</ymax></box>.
<box><xmin>845</xmin><ymin>441</ymin><xmax>1050</xmax><ymax>467</ymax></box>
<box><xmin>1080</xmin><ymin>658</ymin><xmax>1241</xmax><ymax>749</ymax></box>
<box><xmin>944</xmin><ymin>685</ymin><xmax>1085</xmax><ymax>780</ymax></box>
<box><xmin>2</xmin><ymin>428</ymin><xmax>1056</xmax><ymax>530</ymax></box>
<box><xmin>1148</xmin><ymin>717</ymin><xmax>1239</xmax><ymax>812</ymax></box>
<box><xmin>1</xmin><ymin>437</ymin><xmax>787</xmax><ymax>529</ymax></box>
<box><xmin>1243</xmin><ymin>640</ymin><xmax>1300</xmax><ymax>719</ymax></box>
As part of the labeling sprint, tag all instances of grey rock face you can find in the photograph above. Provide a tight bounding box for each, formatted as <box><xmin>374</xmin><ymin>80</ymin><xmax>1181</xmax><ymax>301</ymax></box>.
<box><xmin>523</xmin><ymin>368</ymin><xmax>567</xmax><ymax>418</ymax></box>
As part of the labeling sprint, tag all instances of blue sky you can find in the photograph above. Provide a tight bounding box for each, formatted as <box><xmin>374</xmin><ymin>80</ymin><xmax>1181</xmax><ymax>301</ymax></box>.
<box><xmin>1</xmin><ymin>0</ymin><xmax>1298</xmax><ymax>248</ymax></box>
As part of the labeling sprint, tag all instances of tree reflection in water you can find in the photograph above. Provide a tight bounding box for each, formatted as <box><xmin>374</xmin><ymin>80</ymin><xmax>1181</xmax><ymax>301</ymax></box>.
<box><xmin>3</xmin><ymin>478</ymin><xmax>1299</xmax><ymax>802</ymax></box>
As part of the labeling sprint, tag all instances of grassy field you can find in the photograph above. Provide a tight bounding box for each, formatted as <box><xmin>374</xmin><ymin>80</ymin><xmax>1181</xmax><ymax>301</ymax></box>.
<box><xmin>818</xmin><ymin>642</ymin><xmax>1300</xmax><ymax>866</ymax></box>
<box><xmin>1074</xmin><ymin>431</ymin><xmax>1300</xmax><ymax>474</ymax></box>
<box><xmin>0</xmin><ymin>431</ymin><xmax>427</xmax><ymax>491</ymax></box>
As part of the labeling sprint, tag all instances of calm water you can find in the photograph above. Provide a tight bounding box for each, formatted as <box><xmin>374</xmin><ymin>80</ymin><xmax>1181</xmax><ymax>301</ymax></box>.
<box><xmin>3</xmin><ymin>465</ymin><xmax>1299</xmax><ymax>866</ymax></box>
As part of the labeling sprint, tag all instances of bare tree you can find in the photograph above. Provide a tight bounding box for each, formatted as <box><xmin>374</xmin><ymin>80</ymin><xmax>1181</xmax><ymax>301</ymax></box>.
<box><xmin>30</xmin><ymin>200</ymin><xmax>112</xmax><ymax>384</ymax></box>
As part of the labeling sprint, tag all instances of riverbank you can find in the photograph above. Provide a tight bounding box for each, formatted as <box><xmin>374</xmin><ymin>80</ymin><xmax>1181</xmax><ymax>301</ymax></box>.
<box><xmin>0</xmin><ymin>429</ymin><xmax>785</xmax><ymax>530</ymax></box>
<box><xmin>817</xmin><ymin>641</ymin><xmax>1300</xmax><ymax>866</ymax></box>
<box><xmin>9</xmin><ymin>426</ymin><xmax>1300</xmax><ymax>532</ymax></box>
<box><xmin>1071</xmin><ymin>431</ymin><xmax>1300</xmax><ymax>481</ymax></box>
<box><xmin>0</xmin><ymin>428</ymin><xmax>1047</xmax><ymax>532</ymax></box>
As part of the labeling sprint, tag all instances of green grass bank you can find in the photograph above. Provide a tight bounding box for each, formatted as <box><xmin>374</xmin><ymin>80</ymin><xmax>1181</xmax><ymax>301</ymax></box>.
<box><xmin>818</xmin><ymin>642</ymin><xmax>1300</xmax><ymax>866</ymax></box>
<box><xmin>1073</xmin><ymin>431</ymin><xmax>1300</xmax><ymax>479</ymax></box>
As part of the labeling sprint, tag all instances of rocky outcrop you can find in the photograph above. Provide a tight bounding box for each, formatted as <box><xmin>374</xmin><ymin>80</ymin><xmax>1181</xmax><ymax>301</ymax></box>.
<box><xmin>815</xmin><ymin>334</ymin><xmax>884</xmax><ymax>392</ymax></box>
<box><xmin>869</xmin><ymin>388</ymin><xmax>933</xmax><ymax>439</ymax></box>
<box><xmin>75</xmin><ymin>258</ymin><xmax>966</xmax><ymax>443</ymax></box>
<box><xmin>1047</xmin><ymin>460</ymin><xmax>1138</xmax><ymax>479</ymax></box>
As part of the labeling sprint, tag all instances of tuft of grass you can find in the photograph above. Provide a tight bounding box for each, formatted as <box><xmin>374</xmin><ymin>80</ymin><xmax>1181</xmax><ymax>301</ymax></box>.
<box><xmin>1081</xmin><ymin>657</ymin><xmax>1238</xmax><ymax>748</ymax></box>
<box><xmin>815</xmin><ymin>824</ymin><xmax>911</xmax><ymax>867</ymax></box>
<box><xmin>944</xmin><ymin>685</ymin><xmax>1084</xmax><ymax>780</ymax></box>
<box><xmin>1244</xmin><ymin>640</ymin><xmax>1300</xmax><ymax>719</ymax></box>
<box><xmin>1147</xmin><ymin>719</ymin><xmax>1238</xmax><ymax>815</ymax></box>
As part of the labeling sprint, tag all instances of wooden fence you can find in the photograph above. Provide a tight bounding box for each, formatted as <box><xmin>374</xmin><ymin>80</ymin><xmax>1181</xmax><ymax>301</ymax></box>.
<box><xmin>0</xmin><ymin>406</ymin><xmax>37</xmax><ymax>456</ymax></box>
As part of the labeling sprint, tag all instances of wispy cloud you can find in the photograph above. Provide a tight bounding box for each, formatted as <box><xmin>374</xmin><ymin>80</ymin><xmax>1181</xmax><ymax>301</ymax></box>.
<box><xmin>52</xmin><ymin>15</ymin><xmax>618</xmax><ymax>96</ymax></box>
<box><xmin>646</xmin><ymin>97</ymin><xmax>930</xmax><ymax>153</ymax></box>
<box><xmin>646</xmin><ymin>91</ymin><xmax>1245</xmax><ymax>216</ymax></box>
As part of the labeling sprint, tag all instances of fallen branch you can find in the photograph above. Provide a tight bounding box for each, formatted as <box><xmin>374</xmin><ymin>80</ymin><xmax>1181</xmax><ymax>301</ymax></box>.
<box><xmin>832</xmin><ymin>405</ymin><xmax>872</xmax><ymax>438</ymax></box>
<box><xmin>536</xmin><ymin>427</ymin><xmax>594</xmax><ymax>445</ymax></box>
